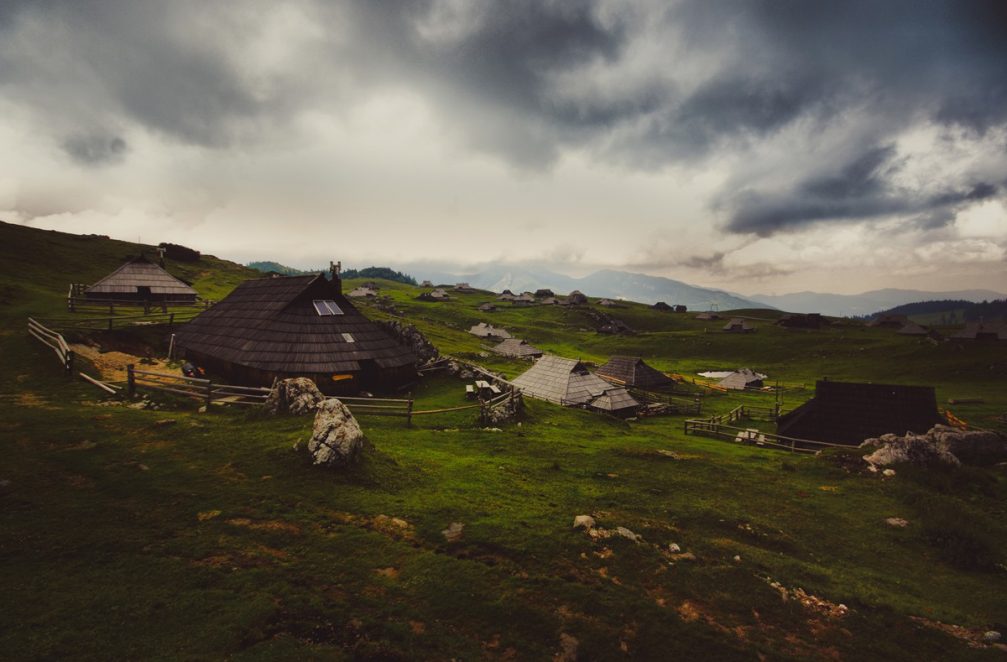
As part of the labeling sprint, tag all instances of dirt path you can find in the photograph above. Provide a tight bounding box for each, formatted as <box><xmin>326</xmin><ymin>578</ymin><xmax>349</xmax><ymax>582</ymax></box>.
<box><xmin>70</xmin><ymin>344</ymin><xmax>182</xmax><ymax>383</ymax></box>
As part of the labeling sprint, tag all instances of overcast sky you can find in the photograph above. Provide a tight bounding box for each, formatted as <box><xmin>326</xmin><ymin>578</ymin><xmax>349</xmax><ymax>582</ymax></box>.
<box><xmin>2</xmin><ymin>0</ymin><xmax>1006</xmax><ymax>295</ymax></box>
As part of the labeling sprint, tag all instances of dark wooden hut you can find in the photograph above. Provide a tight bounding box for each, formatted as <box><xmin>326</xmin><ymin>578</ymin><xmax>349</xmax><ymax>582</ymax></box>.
<box><xmin>84</xmin><ymin>255</ymin><xmax>197</xmax><ymax>305</ymax></box>
<box><xmin>596</xmin><ymin>356</ymin><xmax>674</xmax><ymax>389</ymax></box>
<box><xmin>868</xmin><ymin>314</ymin><xmax>908</xmax><ymax>328</ymax></box>
<box><xmin>175</xmin><ymin>273</ymin><xmax>416</xmax><ymax>394</ymax></box>
<box><xmin>777</xmin><ymin>313</ymin><xmax>825</xmax><ymax>329</ymax></box>
<box><xmin>652</xmin><ymin>301</ymin><xmax>672</xmax><ymax>311</ymax></box>
<box><xmin>776</xmin><ymin>379</ymin><xmax>944</xmax><ymax>446</ymax></box>
<box><xmin>952</xmin><ymin>321</ymin><xmax>1005</xmax><ymax>341</ymax></box>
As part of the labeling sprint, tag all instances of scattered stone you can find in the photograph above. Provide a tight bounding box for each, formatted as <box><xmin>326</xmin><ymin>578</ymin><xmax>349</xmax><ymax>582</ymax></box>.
<box><xmin>669</xmin><ymin>552</ymin><xmax>697</xmax><ymax>562</ymax></box>
<box><xmin>265</xmin><ymin>377</ymin><xmax>325</xmax><ymax>415</ymax></box>
<box><xmin>882</xmin><ymin>468</ymin><xmax>896</xmax><ymax>477</ymax></box>
<box><xmin>668</xmin><ymin>543</ymin><xmax>681</xmax><ymax>553</ymax></box>
<box><xmin>615</xmin><ymin>526</ymin><xmax>642</xmax><ymax>543</ymax></box>
<box><xmin>573</xmin><ymin>515</ymin><xmax>596</xmax><ymax>530</ymax></box>
<box><xmin>442</xmin><ymin>521</ymin><xmax>465</xmax><ymax>543</ymax></box>
<box><xmin>306</xmin><ymin>399</ymin><xmax>365</xmax><ymax>467</ymax></box>
<box><xmin>556</xmin><ymin>633</ymin><xmax>579</xmax><ymax>662</ymax></box>
<box><xmin>375</xmin><ymin>567</ymin><xmax>399</xmax><ymax>579</ymax></box>
<box><xmin>886</xmin><ymin>517</ymin><xmax>910</xmax><ymax>528</ymax></box>
<box><xmin>137</xmin><ymin>464</ymin><xmax>150</xmax><ymax>471</ymax></box>
<box><xmin>733</xmin><ymin>555</ymin><xmax>742</xmax><ymax>562</ymax></box>
<box><xmin>983</xmin><ymin>631</ymin><xmax>1001</xmax><ymax>644</ymax></box>
<box><xmin>197</xmin><ymin>510</ymin><xmax>222</xmax><ymax>521</ymax></box>
<box><xmin>198</xmin><ymin>406</ymin><xmax>207</xmax><ymax>414</ymax></box>
<box><xmin>153</xmin><ymin>418</ymin><xmax>177</xmax><ymax>427</ymax></box>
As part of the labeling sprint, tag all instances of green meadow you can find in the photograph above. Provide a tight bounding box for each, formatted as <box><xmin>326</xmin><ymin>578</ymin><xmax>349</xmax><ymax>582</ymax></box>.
<box><xmin>1</xmin><ymin>222</ymin><xmax>1005</xmax><ymax>660</ymax></box>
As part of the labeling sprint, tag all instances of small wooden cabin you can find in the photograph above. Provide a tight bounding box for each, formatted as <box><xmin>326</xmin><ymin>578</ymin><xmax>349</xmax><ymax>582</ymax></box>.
<box><xmin>84</xmin><ymin>255</ymin><xmax>197</xmax><ymax>305</ymax></box>
<box><xmin>175</xmin><ymin>272</ymin><xmax>416</xmax><ymax>394</ymax></box>
<box><xmin>596</xmin><ymin>356</ymin><xmax>674</xmax><ymax>389</ymax></box>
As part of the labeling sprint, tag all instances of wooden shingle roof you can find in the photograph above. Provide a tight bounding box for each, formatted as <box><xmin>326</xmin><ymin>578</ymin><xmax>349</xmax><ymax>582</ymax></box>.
<box><xmin>718</xmin><ymin>368</ymin><xmax>764</xmax><ymax>390</ymax></box>
<box><xmin>175</xmin><ymin>274</ymin><xmax>416</xmax><ymax>374</ymax></box>
<box><xmin>590</xmin><ymin>387</ymin><xmax>639</xmax><ymax>412</ymax></box>
<box><xmin>512</xmin><ymin>355</ymin><xmax>632</xmax><ymax>407</ymax></box>
<box><xmin>596</xmin><ymin>355</ymin><xmax>673</xmax><ymax>388</ymax></box>
<box><xmin>85</xmin><ymin>255</ymin><xmax>196</xmax><ymax>296</ymax></box>
<box><xmin>491</xmin><ymin>339</ymin><xmax>543</xmax><ymax>358</ymax></box>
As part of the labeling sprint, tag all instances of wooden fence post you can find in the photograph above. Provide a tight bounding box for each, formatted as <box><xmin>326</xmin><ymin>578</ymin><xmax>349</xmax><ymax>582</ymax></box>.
<box><xmin>65</xmin><ymin>350</ymin><xmax>74</xmax><ymax>376</ymax></box>
<box><xmin>205</xmin><ymin>381</ymin><xmax>213</xmax><ymax>411</ymax></box>
<box><xmin>406</xmin><ymin>398</ymin><xmax>413</xmax><ymax>427</ymax></box>
<box><xmin>168</xmin><ymin>313</ymin><xmax>175</xmax><ymax>331</ymax></box>
<box><xmin>127</xmin><ymin>364</ymin><xmax>135</xmax><ymax>398</ymax></box>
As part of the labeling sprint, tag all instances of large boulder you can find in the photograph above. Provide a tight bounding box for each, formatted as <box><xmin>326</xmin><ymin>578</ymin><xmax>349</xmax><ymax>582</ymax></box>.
<box><xmin>861</xmin><ymin>425</ymin><xmax>1007</xmax><ymax>467</ymax></box>
<box><xmin>307</xmin><ymin>399</ymin><xmax>365</xmax><ymax>467</ymax></box>
<box><xmin>265</xmin><ymin>377</ymin><xmax>324</xmax><ymax>415</ymax></box>
<box><xmin>929</xmin><ymin>425</ymin><xmax>1007</xmax><ymax>465</ymax></box>
<box><xmin>861</xmin><ymin>431</ymin><xmax>960</xmax><ymax>467</ymax></box>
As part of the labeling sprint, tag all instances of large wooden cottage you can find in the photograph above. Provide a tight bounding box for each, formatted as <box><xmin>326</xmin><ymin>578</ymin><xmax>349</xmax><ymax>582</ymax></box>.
<box><xmin>777</xmin><ymin>379</ymin><xmax>944</xmax><ymax>445</ymax></box>
<box><xmin>512</xmin><ymin>355</ymin><xmax>639</xmax><ymax>415</ymax></box>
<box><xmin>175</xmin><ymin>271</ymin><xmax>417</xmax><ymax>393</ymax></box>
<box><xmin>84</xmin><ymin>255</ymin><xmax>197</xmax><ymax>305</ymax></box>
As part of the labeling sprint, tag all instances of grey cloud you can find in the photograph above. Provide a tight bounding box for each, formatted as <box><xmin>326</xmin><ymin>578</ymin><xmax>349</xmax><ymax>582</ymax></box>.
<box><xmin>62</xmin><ymin>134</ymin><xmax>128</xmax><ymax>166</ymax></box>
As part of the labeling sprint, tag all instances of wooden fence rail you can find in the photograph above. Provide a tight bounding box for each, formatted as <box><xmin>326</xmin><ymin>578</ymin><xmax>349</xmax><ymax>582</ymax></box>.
<box><xmin>27</xmin><ymin>317</ymin><xmax>74</xmax><ymax>375</ymax></box>
<box><xmin>41</xmin><ymin>309</ymin><xmax>204</xmax><ymax>332</ymax></box>
<box><xmin>684</xmin><ymin>410</ymin><xmax>848</xmax><ymax>454</ymax></box>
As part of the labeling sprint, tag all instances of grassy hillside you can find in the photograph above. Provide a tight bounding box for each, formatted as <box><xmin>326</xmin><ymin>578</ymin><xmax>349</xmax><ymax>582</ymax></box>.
<box><xmin>1</xmin><ymin>222</ymin><xmax>1005</xmax><ymax>660</ymax></box>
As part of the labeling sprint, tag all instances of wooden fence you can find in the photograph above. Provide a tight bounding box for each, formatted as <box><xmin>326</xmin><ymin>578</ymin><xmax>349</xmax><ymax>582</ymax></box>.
<box><xmin>127</xmin><ymin>365</ymin><xmax>271</xmax><ymax>408</ymax></box>
<box><xmin>684</xmin><ymin>405</ymin><xmax>848</xmax><ymax>454</ymax></box>
<box><xmin>629</xmin><ymin>387</ymin><xmax>702</xmax><ymax>415</ymax></box>
<box><xmin>41</xmin><ymin>308</ymin><xmax>204</xmax><ymax>332</ymax></box>
<box><xmin>27</xmin><ymin>317</ymin><xmax>74</xmax><ymax>374</ymax></box>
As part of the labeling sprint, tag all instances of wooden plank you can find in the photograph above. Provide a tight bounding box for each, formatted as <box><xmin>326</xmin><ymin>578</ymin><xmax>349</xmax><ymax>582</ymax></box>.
<box><xmin>135</xmin><ymin>382</ymin><xmax>205</xmax><ymax>400</ymax></box>
<box><xmin>79</xmin><ymin>372</ymin><xmax>118</xmax><ymax>394</ymax></box>
<box><xmin>132</xmin><ymin>369</ymin><xmax>210</xmax><ymax>384</ymax></box>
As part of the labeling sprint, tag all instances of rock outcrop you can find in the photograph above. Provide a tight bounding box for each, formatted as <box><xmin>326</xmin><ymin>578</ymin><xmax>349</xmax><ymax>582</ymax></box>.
<box><xmin>265</xmin><ymin>377</ymin><xmax>324</xmax><ymax>415</ymax></box>
<box><xmin>307</xmin><ymin>399</ymin><xmax>365</xmax><ymax>467</ymax></box>
<box><xmin>861</xmin><ymin>425</ymin><xmax>1007</xmax><ymax>467</ymax></box>
<box><xmin>380</xmin><ymin>320</ymin><xmax>439</xmax><ymax>364</ymax></box>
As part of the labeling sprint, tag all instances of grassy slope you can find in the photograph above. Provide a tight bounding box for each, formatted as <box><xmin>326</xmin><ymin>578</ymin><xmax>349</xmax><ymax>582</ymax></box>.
<box><xmin>1</xmin><ymin>222</ymin><xmax>1005</xmax><ymax>660</ymax></box>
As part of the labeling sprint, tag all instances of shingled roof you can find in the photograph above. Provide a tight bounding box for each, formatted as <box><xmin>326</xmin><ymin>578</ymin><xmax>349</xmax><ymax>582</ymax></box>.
<box><xmin>85</xmin><ymin>255</ymin><xmax>197</xmax><ymax>299</ymax></box>
<box><xmin>511</xmin><ymin>356</ymin><xmax>616</xmax><ymax>406</ymax></box>
<box><xmin>722</xmin><ymin>318</ymin><xmax>756</xmax><ymax>333</ymax></box>
<box><xmin>491</xmin><ymin>338</ymin><xmax>543</xmax><ymax>359</ymax></box>
<box><xmin>718</xmin><ymin>368</ymin><xmax>764</xmax><ymax>390</ymax></box>
<box><xmin>175</xmin><ymin>274</ymin><xmax>416</xmax><ymax>375</ymax></box>
<box><xmin>596</xmin><ymin>356</ymin><xmax>673</xmax><ymax>388</ymax></box>
<box><xmin>469</xmin><ymin>322</ymin><xmax>512</xmax><ymax>339</ymax></box>
<box><xmin>777</xmin><ymin>380</ymin><xmax>944</xmax><ymax>445</ymax></box>
<box><xmin>590</xmin><ymin>387</ymin><xmax>639</xmax><ymax>413</ymax></box>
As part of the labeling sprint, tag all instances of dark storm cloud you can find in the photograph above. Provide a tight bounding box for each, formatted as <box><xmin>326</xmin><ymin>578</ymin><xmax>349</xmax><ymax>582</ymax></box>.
<box><xmin>725</xmin><ymin>145</ymin><xmax>1000</xmax><ymax>236</ymax></box>
<box><xmin>1</xmin><ymin>0</ymin><xmax>1006</xmax><ymax>229</ymax></box>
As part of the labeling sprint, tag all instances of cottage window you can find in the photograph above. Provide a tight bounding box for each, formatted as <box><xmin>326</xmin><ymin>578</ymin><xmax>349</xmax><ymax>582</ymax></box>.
<box><xmin>342</xmin><ymin>333</ymin><xmax>355</xmax><ymax>343</ymax></box>
<box><xmin>313</xmin><ymin>299</ymin><xmax>344</xmax><ymax>316</ymax></box>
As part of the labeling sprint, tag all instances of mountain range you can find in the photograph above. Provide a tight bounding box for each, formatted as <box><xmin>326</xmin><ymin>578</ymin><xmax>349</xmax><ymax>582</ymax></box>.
<box><xmin>408</xmin><ymin>264</ymin><xmax>767</xmax><ymax>310</ymax></box>
<box><xmin>748</xmin><ymin>288</ymin><xmax>1006</xmax><ymax>317</ymax></box>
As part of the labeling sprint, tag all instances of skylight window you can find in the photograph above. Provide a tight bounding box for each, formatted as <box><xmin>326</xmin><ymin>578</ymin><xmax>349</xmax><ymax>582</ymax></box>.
<box><xmin>342</xmin><ymin>333</ymin><xmax>355</xmax><ymax>343</ymax></box>
<box><xmin>313</xmin><ymin>299</ymin><xmax>344</xmax><ymax>316</ymax></box>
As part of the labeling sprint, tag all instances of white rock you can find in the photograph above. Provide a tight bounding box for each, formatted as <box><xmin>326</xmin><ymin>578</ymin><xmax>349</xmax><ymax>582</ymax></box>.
<box><xmin>982</xmin><ymin>631</ymin><xmax>1001</xmax><ymax>644</ymax></box>
<box><xmin>882</xmin><ymin>468</ymin><xmax>896</xmax><ymax>477</ymax></box>
<box><xmin>668</xmin><ymin>543</ymin><xmax>681</xmax><ymax>553</ymax></box>
<box><xmin>733</xmin><ymin>555</ymin><xmax>742</xmax><ymax>562</ymax></box>
<box><xmin>265</xmin><ymin>377</ymin><xmax>325</xmax><ymax>415</ymax></box>
<box><xmin>442</xmin><ymin>521</ymin><xmax>464</xmax><ymax>543</ymax></box>
<box><xmin>615</xmin><ymin>526</ymin><xmax>642</xmax><ymax>543</ymax></box>
<box><xmin>307</xmin><ymin>399</ymin><xmax>365</xmax><ymax>467</ymax></box>
<box><xmin>885</xmin><ymin>517</ymin><xmax>909</xmax><ymax>528</ymax></box>
<box><xmin>573</xmin><ymin>515</ymin><xmax>596</xmax><ymax>530</ymax></box>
